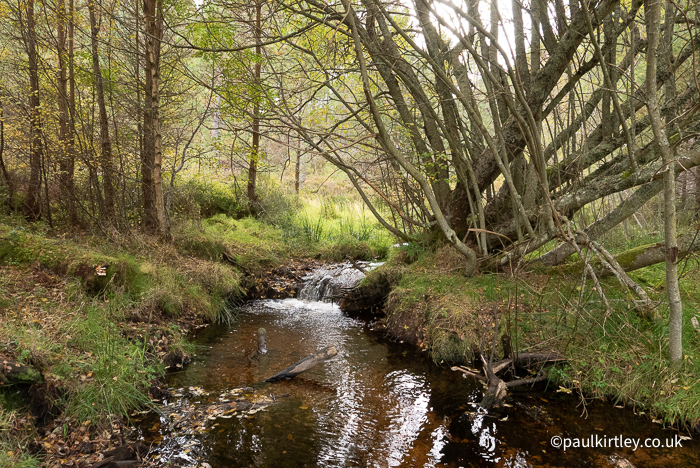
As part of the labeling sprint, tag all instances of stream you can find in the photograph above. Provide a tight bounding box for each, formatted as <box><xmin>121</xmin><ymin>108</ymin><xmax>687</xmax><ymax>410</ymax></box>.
<box><xmin>137</xmin><ymin>266</ymin><xmax>699</xmax><ymax>467</ymax></box>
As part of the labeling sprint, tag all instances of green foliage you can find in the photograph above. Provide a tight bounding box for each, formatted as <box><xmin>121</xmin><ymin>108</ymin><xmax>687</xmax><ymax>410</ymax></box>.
<box><xmin>0</xmin><ymin>390</ymin><xmax>28</xmax><ymax>414</ymax></box>
<box><xmin>300</xmin><ymin>215</ymin><xmax>326</xmax><ymax>242</ymax></box>
<box><xmin>0</xmin><ymin>219</ymin><xmax>253</xmax><ymax>444</ymax></box>
<box><xmin>173</xmin><ymin>176</ymin><xmax>245</xmax><ymax>220</ymax></box>
<box><xmin>319</xmin><ymin>237</ymin><xmax>372</xmax><ymax>261</ymax></box>
<box><xmin>0</xmin><ymin>229</ymin><xmax>34</xmax><ymax>265</ymax></box>
<box><xmin>255</xmin><ymin>178</ymin><xmax>301</xmax><ymax>227</ymax></box>
<box><xmin>282</xmin><ymin>194</ymin><xmax>395</xmax><ymax>260</ymax></box>
<box><xmin>67</xmin><ymin>307</ymin><xmax>161</xmax><ymax>422</ymax></box>
<box><xmin>369</xmin><ymin>238</ymin><xmax>700</xmax><ymax>427</ymax></box>
<box><xmin>0</xmin><ymin>434</ymin><xmax>42</xmax><ymax>468</ymax></box>
<box><xmin>173</xmin><ymin>181</ymin><xmax>396</xmax><ymax>263</ymax></box>
<box><xmin>391</xmin><ymin>241</ymin><xmax>426</xmax><ymax>264</ymax></box>
<box><xmin>0</xmin><ymin>226</ymin><xmax>150</xmax><ymax>298</ymax></box>
<box><xmin>176</xmin><ymin>236</ymin><xmax>227</xmax><ymax>262</ymax></box>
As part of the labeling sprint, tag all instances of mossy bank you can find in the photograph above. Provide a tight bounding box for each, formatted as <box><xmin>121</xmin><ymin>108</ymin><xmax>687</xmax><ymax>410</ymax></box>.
<box><xmin>347</xmin><ymin>241</ymin><xmax>700</xmax><ymax>431</ymax></box>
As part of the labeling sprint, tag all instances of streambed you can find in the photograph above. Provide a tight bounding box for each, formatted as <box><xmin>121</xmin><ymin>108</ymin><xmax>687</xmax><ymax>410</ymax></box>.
<box><xmin>137</xmin><ymin>297</ymin><xmax>699</xmax><ymax>467</ymax></box>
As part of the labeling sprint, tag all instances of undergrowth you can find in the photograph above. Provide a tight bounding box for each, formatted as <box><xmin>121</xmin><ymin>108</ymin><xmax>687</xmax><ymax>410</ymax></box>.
<box><xmin>0</xmin><ymin>218</ymin><xmax>251</xmax><ymax>465</ymax></box>
<box><xmin>0</xmin><ymin>405</ymin><xmax>42</xmax><ymax>468</ymax></box>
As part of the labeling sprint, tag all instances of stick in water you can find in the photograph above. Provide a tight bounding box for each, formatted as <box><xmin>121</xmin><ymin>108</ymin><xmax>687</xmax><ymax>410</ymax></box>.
<box><xmin>257</xmin><ymin>328</ymin><xmax>268</xmax><ymax>354</ymax></box>
<box><xmin>264</xmin><ymin>346</ymin><xmax>338</xmax><ymax>382</ymax></box>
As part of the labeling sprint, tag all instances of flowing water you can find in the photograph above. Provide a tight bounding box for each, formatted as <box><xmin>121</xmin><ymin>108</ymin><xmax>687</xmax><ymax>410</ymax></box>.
<box><xmin>137</xmin><ymin>267</ymin><xmax>700</xmax><ymax>468</ymax></box>
<box><xmin>296</xmin><ymin>261</ymin><xmax>383</xmax><ymax>302</ymax></box>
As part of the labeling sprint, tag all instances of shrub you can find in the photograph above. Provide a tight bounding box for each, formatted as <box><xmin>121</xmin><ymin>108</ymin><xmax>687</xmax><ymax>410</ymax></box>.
<box><xmin>172</xmin><ymin>177</ymin><xmax>244</xmax><ymax>219</ymax></box>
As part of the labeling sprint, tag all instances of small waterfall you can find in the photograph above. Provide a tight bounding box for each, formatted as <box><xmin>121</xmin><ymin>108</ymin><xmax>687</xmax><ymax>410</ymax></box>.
<box><xmin>298</xmin><ymin>262</ymin><xmax>383</xmax><ymax>302</ymax></box>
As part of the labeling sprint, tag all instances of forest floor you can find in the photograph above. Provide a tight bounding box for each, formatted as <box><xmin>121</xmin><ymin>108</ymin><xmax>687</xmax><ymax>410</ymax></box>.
<box><xmin>1</xmin><ymin>214</ymin><xmax>699</xmax><ymax>467</ymax></box>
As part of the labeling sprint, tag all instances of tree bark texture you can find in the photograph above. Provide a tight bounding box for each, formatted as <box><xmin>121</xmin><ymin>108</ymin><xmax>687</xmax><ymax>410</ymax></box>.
<box><xmin>247</xmin><ymin>0</ymin><xmax>262</xmax><ymax>207</ymax></box>
<box><xmin>23</xmin><ymin>0</ymin><xmax>43</xmax><ymax>221</ymax></box>
<box><xmin>56</xmin><ymin>0</ymin><xmax>77</xmax><ymax>225</ymax></box>
<box><xmin>0</xmin><ymin>358</ymin><xmax>42</xmax><ymax>386</ymax></box>
<box><xmin>644</xmin><ymin>0</ymin><xmax>683</xmax><ymax>362</ymax></box>
<box><xmin>0</xmin><ymin>100</ymin><xmax>12</xmax><ymax>209</ymax></box>
<box><xmin>142</xmin><ymin>0</ymin><xmax>169</xmax><ymax>238</ymax></box>
<box><xmin>278</xmin><ymin>0</ymin><xmax>700</xmax><ymax>276</ymax></box>
<box><xmin>88</xmin><ymin>0</ymin><xmax>116</xmax><ymax>225</ymax></box>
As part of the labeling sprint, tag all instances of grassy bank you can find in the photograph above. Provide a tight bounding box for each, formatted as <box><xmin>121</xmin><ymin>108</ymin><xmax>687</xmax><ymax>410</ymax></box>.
<box><xmin>0</xmin><ymin>219</ymin><xmax>242</xmax><ymax>466</ymax></box>
<box><xmin>364</xmin><ymin>240</ymin><xmax>700</xmax><ymax>429</ymax></box>
<box><xmin>0</xmin><ymin>182</ymin><xmax>394</xmax><ymax>467</ymax></box>
<box><xmin>0</xmin><ymin>192</ymin><xmax>391</xmax><ymax>467</ymax></box>
<box><xmin>4</xmin><ymin>171</ymin><xmax>694</xmax><ymax>466</ymax></box>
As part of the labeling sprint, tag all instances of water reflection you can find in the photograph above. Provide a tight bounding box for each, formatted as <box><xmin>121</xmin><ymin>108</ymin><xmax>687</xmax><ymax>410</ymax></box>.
<box><xmin>469</xmin><ymin>409</ymin><xmax>499</xmax><ymax>463</ymax></box>
<box><xmin>137</xmin><ymin>298</ymin><xmax>700</xmax><ymax>468</ymax></box>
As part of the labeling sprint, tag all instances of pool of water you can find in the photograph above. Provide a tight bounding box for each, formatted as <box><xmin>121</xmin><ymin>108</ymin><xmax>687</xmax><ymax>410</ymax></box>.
<box><xmin>137</xmin><ymin>298</ymin><xmax>699</xmax><ymax>467</ymax></box>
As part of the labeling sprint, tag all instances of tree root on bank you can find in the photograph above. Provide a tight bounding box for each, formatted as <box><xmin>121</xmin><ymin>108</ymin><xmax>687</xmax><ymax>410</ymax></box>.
<box><xmin>452</xmin><ymin>352</ymin><xmax>563</xmax><ymax>409</ymax></box>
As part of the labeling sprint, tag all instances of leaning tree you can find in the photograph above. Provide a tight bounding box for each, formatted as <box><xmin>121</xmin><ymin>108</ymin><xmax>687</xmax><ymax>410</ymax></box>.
<box><xmin>267</xmin><ymin>0</ymin><xmax>699</xmax><ymax>360</ymax></box>
<box><xmin>273</xmin><ymin>0</ymin><xmax>699</xmax><ymax>271</ymax></box>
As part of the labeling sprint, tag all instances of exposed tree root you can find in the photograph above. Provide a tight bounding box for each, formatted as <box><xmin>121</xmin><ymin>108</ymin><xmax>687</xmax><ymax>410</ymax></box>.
<box><xmin>452</xmin><ymin>350</ymin><xmax>563</xmax><ymax>409</ymax></box>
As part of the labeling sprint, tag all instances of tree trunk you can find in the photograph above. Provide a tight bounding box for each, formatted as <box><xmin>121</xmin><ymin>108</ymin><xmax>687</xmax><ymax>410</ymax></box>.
<box><xmin>294</xmin><ymin>115</ymin><xmax>302</xmax><ymax>193</ymax></box>
<box><xmin>536</xmin><ymin>180</ymin><xmax>663</xmax><ymax>266</ymax></box>
<box><xmin>56</xmin><ymin>0</ymin><xmax>77</xmax><ymax>225</ymax></box>
<box><xmin>143</xmin><ymin>0</ymin><xmax>169</xmax><ymax>238</ymax></box>
<box><xmin>0</xmin><ymin>359</ymin><xmax>42</xmax><ymax>386</ymax></box>
<box><xmin>134</xmin><ymin>0</ymin><xmax>143</xmax><ymax>191</ymax></box>
<box><xmin>142</xmin><ymin>0</ymin><xmax>157</xmax><ymax>232</ymax></box>
<box><xmin>645</xmin><ymin>0</ymin><xmax>682</xmax><ymax>362</ymax></box>
<box><xmin>0</xmin><ymin>99</ymin><xmax>13</xmax><ymax>210</ymax></box>
<box><xmin>600</xmin><ymin>230</ymin><xmax>700</xmax><ymax>276</ymax></box>
<box><xmin>23</xmin><ymin>0</ymin><xmax>43</xmax><ymax>221</ymax></box>
<box><xmin>88</xmin><ymin>0</ymin><xmax>116</xmax><ymax>225</ymax></box>
<box><xmin>247</xmin><ymin>0</ymin><xmax>262</xmax><ymax>208</ymax></box>
<box><xmin>265</xmin><ymin>346</ymin><xmax>338</xmax><ymax>382</ymax></box>
<box><xmin>696</xmin><ymin>167</ymin><xmax>700</xmax><ymax>221</ymax></box>
<box><xmin>67</xmin><ymin>0</ymin><xmax>79</xmax><ymax>223</ymax></box>
<box><xmin>257</xmin><ymin>328</ymin><xmax>268</xmax><ymax>354</ymax></box>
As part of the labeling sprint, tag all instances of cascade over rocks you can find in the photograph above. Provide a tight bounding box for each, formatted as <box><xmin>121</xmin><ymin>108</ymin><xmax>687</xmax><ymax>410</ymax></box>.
<box><xmin>297</xmin><ymin>261</ymin><xmax>383</xmax><ymax>302</ymax></box>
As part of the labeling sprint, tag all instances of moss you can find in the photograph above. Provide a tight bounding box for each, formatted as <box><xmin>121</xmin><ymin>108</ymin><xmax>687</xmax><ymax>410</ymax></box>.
<box><xmin>613</xmin><ymin>242</ymin><xmax>658</xmax><ymax>269</ymax></box>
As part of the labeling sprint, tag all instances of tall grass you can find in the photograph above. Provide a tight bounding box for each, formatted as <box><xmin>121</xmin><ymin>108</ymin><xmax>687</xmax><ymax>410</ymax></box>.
<box><xmin>372</xmin><ymin>240</ymin><xmax>700</xmax><ymax>427</ymax></box>
<box><xmin>288</xmin><ymin>194</ymin><xmax>394</xmax><ymax>259</ymax></box>
<box><xmin>300</xmin><ymin>215</ymin><xmax>326</xmax><ymax>242</ymax></box>
<box><xmin>65</xmin><ymin>304</ymin><xmax>161</xmax><ymax>423</ymax></box>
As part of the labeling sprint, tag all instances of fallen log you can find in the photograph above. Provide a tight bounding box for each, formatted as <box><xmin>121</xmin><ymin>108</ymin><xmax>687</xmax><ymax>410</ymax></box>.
<box><xmin>451</xmin><ymin>365</ymin><xmax>487</xmax><ymax>382</ymax></box>
<box><xmin>0</xmin><ymin>358</ymin><xmax>42</xmax><ymax>386</ymax></box>
<box><xmin>509</xmin><ymin>352</ymin><xmax>565</xmax><ymax>366</ymax></box>
<box><xmin>480</xmin><ymin>355</ymin><xmax>508</xmax><ymax>408</ymax></box>
<box><xmin>265</xmin><ymin>346</ymin><xmax>338</xmax><ymax>382</ymax></box>
<box><xmin>488</xmin><ymin>352</ymin><xmax>564</xmax><ymax>375</ymax></box>
<box><xmin>554</xmin><ymin>230</ymin><xmax>700</xmax><ymax>277</ymax></box>
<box><xmin>505</xmin><ymin>371</ymin><xmax>548</xmax><ymax>388</ymax></box>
